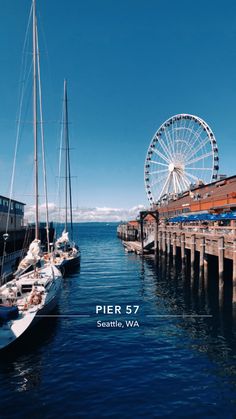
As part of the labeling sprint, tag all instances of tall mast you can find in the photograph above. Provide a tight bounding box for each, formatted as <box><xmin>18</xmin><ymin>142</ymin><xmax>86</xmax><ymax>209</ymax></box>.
<box><xmin>66</xmin><ymin>86</ymin><xmax>73</xmax><ymax>241</ymax></box>
<box><xmin>64</xmin><ymin>80</ymin><xmax>73</xmax><ymax>239</ymax></box>
<box><xmin>36</xmin><ymin>25</ymin><xmax>50</xmax><ymax>252</ymax></box>
<box><xmin>64</xmin><ymin>80</ymin><xmax>68</xmax><ymax>232</ymax></box>
<box><xmin>33</xmin><ymin>0</ymin><xmax>39</xmax><ymax>240</ymax></box>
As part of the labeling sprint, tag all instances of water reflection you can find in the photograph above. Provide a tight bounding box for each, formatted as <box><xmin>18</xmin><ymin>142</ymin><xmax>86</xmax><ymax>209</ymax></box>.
<box><xmin>0</xmin><ymin>314</ymin><xmax>59</xmax><ymax>392</ymax></box>
<box><xmin>142</xmin><ymin>254</ymin><xmax>236</xmax><ymax>377</ymax></box>
<box><xmin>1</xmin><ymin>224</ymin><xmax>236</xmax><ymax>417</ymax></box>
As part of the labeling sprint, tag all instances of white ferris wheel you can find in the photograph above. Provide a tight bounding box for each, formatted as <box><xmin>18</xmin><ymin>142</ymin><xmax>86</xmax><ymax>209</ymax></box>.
<box><xmin>144</xmin><ymin>114</ymin><xmax>219</xmax><ymax>204</ymax></box>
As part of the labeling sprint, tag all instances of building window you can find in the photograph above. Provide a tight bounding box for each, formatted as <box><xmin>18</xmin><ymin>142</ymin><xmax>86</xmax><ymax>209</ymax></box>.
<box><xmin>11</xmin><ymin>216</ymin><xmax>13</xmax><ymax>224</ymax></box>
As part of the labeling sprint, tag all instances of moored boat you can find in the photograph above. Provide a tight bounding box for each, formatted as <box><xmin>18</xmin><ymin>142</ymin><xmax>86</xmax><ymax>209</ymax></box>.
<box><xmin>50</xmin><ymin>80</ymin><xmax>81</xmax><ymax>275</ymax></box>
<box><xmin>0</xmin><ymin>0</ymin><xmax>62</xmax><ymax>351</ymax></box>
<box><xmin>0</xmin><ymin>263</ymin><xmax>61</xmax><ymax>351</ymax></box>
<box><xmin>53</xmin><ymin>230</ymin><xmax>80</xmax><ymax>275</ymax></box>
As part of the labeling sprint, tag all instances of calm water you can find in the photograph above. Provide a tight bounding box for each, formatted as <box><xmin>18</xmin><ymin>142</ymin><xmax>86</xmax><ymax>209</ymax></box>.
<box><xmin>1</xmin><ymin>223</ymin><xmax>236</xmax><ymax>418</ymax></box>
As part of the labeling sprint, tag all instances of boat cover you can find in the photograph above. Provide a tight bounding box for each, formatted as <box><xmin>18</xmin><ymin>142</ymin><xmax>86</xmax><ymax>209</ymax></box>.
<box><xmin>55</xmin><ymin>230</ymin><xmax>69</xmax><ymax>247</ymax></box>
<box><xmin>15</xmin><ymin>239</ymin><xmax>42</xmax><ymax>276</ymax></box>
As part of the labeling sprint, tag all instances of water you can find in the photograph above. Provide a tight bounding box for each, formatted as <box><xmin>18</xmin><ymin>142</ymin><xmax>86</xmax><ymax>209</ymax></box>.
<box><xmin>1</xmin><ymin>223</ymin><xmax>236</xmax><ymax>418</ymax></box>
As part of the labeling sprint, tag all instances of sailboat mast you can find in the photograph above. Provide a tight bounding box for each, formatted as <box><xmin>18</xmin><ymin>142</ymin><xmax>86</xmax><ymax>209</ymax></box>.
<box><xmin>64</xmin><ymin>80</ymin><xmax>68</xmax><ymax>233</ymax></box>
<box><xmin>64</xmin><ymin>80</ymin><xmax>73</xmax><ymax>240</ymax></box>
<box><xmin>66</xmin><ymin>85</ymin><xmax>74</xmax><ymax>241</ymax></box>
<box><xmin>33</xmin><ymin>0</ymin><xmax>39</xmax><ymax>240</ymax></box>
<box><xmin>36</xmin><ymin>26</ymin><xmax>50</xmax><ymax>253</ymax></box>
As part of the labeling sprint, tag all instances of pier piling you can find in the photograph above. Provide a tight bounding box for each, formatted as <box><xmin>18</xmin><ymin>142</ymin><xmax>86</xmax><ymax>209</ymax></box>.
<box><xmin>167</xmin><ymin>232</ymin><xmax>171</xmax><ymax>255</ymax></box>
<box><xmin>233</xmin><ymin>240</ymin><xmax>236</xmax><ymax>302</ymax></box>
<box><xmin>218</xmin><ymin>237</ymin><xmax>224</xmax><ymax>305</ymax></box>
<box><xmin>181</xmin><ymin>233</ymin><xmax>185</xmax><ymax>265</ymax></box>
<box><xmin>173</xmin><ymin>232</ymin><xmax>176</xmax><ymax>257</ymax></box>
<box><xmin>190</xmin><ymin>235</ymin><xmax>195</xmax><ymax>280</ymax></box>
<box><xmin>199</xmin><ymin>237</ymin><xmax>205</xmax><ymax>278</ymax></box>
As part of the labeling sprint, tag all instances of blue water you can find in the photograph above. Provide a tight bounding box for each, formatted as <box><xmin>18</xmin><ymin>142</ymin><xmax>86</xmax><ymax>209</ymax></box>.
<box><xmin>1</xmin><ymin>223</ymin><xmax>236</xmax><ymax>418</ymax></box>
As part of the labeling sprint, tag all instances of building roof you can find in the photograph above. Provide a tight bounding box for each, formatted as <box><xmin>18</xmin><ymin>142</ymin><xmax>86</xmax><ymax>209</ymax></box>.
<box><xmin>156</xmin><ymin>175</ymin><xmax>236</xmax><ymax>216</ymax></box>
<box><xmin>128</xmin><ymin>220</ymin><xmax>139</xmax><ymax>227</ymax></box>
<box><xmin>0</xmin><ymin>195</ymin><xmax>25</xmax><ymax>205</ymax></box>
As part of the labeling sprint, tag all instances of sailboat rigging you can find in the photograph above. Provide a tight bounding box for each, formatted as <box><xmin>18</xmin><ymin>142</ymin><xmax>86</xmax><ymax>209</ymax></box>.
<box><xmin>0</xmin><ymin>0</ymin><xmax>62</xmax><ymax>351</ymax></box>
<box><xmin>51</xmin><ymin>80</ymin><xmax>80</xmax><ymax>275</ymax></box>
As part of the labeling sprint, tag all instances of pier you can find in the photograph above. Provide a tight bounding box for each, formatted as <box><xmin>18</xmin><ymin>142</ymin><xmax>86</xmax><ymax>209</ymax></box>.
<box><xmin>119</xmin><ymin>218</ymin><xmax>236</xmax><ymax>307</ymax></box>
<box><xmin>118</xmin><ymin>176</ymin><xmax>236</xmax><ymax>308</ymax></box>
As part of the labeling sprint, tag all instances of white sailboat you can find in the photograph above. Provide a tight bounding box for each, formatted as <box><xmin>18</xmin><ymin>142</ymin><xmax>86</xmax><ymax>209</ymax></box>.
<box><xmin>0</xmin><ymin>0</ymin><xmax>62</xmax><ymax>351</ymax></box>
<box><xmin>51</xmin><ymin>80</ymin><xmax>80</xmax><ymax>275</ymax></box>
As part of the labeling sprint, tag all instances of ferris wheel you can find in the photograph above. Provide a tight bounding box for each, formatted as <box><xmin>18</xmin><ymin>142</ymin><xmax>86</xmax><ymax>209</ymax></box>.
<box><xmin>144</xmin><ymin>114</ymin><xmax>219</xmax><ymax>204</ymax></box>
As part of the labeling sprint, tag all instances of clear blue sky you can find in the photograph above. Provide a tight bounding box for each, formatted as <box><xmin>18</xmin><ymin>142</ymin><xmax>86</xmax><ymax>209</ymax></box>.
<box><xmin>0</xmin><ymin>0</ymin><xmax>235</xmax><ymax>220</ymax></box>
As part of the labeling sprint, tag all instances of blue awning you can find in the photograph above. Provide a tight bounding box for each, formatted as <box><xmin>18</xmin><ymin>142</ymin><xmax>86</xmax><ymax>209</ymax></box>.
<box><xmin>217</xmin><ymin>212</ymin><xmax>236</xmax><ymax>220</ymax></box>
<box><xmin>169</xmin><ymin>212</ymin><xmax>236</xmax><ymax>223</ymax></box>
<box><xmin>169</xmin><ymin>216</ymin><xmax>187</xmax><ymax>222</ymax></box>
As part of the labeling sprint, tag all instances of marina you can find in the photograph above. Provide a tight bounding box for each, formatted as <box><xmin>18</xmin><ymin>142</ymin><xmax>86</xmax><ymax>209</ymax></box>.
<box><xmin>1</xmin><ymin>223</ymin><xmax>236</xmax><ymax>417</ymax></box>
<box><xmin>0</xmin><ymin>0</ymin><xmax>236</xmax><ymax>417</ymax></box>
<box><xmin>0</xmin><ymin>0</ymin><xmax>63</xmax><ymax>352</ymax></box>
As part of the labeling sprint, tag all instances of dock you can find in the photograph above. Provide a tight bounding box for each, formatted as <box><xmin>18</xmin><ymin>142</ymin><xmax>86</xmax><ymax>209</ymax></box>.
<box><xmin>117</xmin><ymin>176</ymin><xmax>236</xmax><ymax>308</ymax></box>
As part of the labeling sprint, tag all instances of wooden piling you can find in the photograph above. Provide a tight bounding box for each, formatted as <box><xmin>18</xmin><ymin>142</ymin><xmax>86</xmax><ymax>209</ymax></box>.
<box><xmin>190</xmin><ymin>234</ymin><xmax>195</xmax><ymax>280</ymax></box>
<box><xmin>154</xmin><ymin>220</ymin><xmax>158</xmax><ymax>256</ymax></box>
<box><xmin>218</xmin><ymin>236</ymin><xmax>224</xmax><ymax>305</ymax></box>
<box><xmin>181</xmin><ymin>233</ymin><xmax>185</xmax><ymax>265</ymax></box>
<box><xmin>233</xmin><ymin>240</ymin><xmax>236</xmax><ymax>303</ymax></box>
<box><xmin>159</xmin><ymin>230</ymin><xmax>162</xmax><ymax>253</ymax></box>
<box><xmin>172</xmin><ymin>232</ymin><xmax>176</xmax><ymax>257</ymax></box>
<box><xmin>140</xmin><ymin>218</ymin><xmax>144</xmax><ymax>254</ymax></box>
<box><xmin>204</xmin><ymin>254</ymin><xmax>208</xmax><ymax>287</ymax></box>
<box><xmin>167</xmin><ymin>232</ymin><xmax>171</xmax><ymax>255</ymax></box>
<box><xmin>199</xmin><ymin>237</ymin><xmax>205</xmax><ymax>276</ymax></box>
<box><xmin>162</xmin><ymin>231</ymin><xmax>166</xmax><ymax>254</ymax></box>
<box><xmin>198</xmin><ymin>237</ymin><xmax>205</xmax><ymax>293</ymax></box>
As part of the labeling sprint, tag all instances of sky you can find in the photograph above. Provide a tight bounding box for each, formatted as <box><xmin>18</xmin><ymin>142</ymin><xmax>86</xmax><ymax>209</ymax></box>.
<box><xmin>0</xmin><ymin>0</ymin><xmax>236</xmax><ymax>222</ymax></box>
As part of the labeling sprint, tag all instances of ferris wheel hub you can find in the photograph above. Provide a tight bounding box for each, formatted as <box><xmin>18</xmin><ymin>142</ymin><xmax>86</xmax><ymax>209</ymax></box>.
<box><xmin>168</xmin><ymin>163</ymin><xmax>175</xmax><ymax>172</ymax></box>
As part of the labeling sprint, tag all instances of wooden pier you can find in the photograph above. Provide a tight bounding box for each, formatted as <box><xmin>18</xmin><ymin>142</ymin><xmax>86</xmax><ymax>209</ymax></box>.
<box><xmin>118</xmin><ymin>211</ymin><xmax>236</xmax><ymax>307</ymax></box>
<box><xmin>155</xmin><ymin>223</ymin><xmax>236</xmax><ymax>303</ymax></box>
<box><xmin>117</xmin><ymin>176</ymin><xmax>236</xmax><ymax>311</ymax></box>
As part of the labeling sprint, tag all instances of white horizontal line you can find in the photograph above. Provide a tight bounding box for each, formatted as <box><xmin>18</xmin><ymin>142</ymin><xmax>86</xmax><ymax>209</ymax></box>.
<box><xmin>79</xmin><ymin>285</ymin><xmax>122</xmax><ymax>289</ymax></box>
<box><xmin>36</xmin><ymin>314</ymin><xmax>213</xmax><ymax>318</ymax></box>
<box><xmin>36</xmin><ymin>314</ymin><xmax>91</xmax><ymax>317</ymax></box>
<box><xmin>146</xmin><ymin>314</ymin><xmax>212</xmax><ymax>318</ymax></box>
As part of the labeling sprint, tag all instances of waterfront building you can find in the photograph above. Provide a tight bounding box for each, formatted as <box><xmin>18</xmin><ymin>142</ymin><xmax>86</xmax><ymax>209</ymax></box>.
<box><xmin>0</xmin><ymin>196</ymin><xmax>25</xmax><ymax>232</ymax></box>
<box><xmin>156</xmin><ymin>175</ymin><xmax>236</xmax><ymax>218</ymax></box>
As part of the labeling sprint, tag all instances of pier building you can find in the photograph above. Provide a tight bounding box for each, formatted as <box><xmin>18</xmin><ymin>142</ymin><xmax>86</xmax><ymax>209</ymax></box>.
<box><xmin>0</xmin><ymin>196</ymin><xmax>25</xmax><ymax>231</ymax></box>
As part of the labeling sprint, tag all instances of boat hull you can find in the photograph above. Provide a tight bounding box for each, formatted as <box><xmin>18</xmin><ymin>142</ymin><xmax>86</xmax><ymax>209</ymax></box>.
<box><xmin>0</xmin><ymin>272</ymin><xmax>62</xmax><ymax>352</ymax></box>
<box><xmin>56</xmin><ymin>254</ymin><xmax>80</xmax><ymax>276</ymax></box>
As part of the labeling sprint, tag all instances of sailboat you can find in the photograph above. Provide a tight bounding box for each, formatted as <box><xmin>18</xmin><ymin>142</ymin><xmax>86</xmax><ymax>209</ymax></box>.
<box><xmin>51</xmin><ymin>80</ymin><xmax>80</xmax><ymax>275</ymax></box>
<box><xmin>0</xmin><ymin>0</ymin><xmax>62</xmax><ymax>351</ymax></box>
